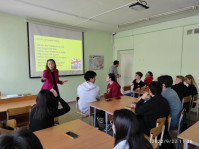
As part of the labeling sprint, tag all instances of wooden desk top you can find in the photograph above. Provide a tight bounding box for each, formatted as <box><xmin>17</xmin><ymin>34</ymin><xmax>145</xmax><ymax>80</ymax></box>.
<box><xmin>0</xmin><ymin>95</ymin><xmax>37</xmax><ymax>112</ymax></box>
<box><xmin>88</xmin><ymin>96</ymin><xmax>138</xmax><ymax>115</ymax></box>
<box><xmin>34</xmin><ymin>119</ymin><xmax>114</xmax><ymax>149</ymax></box>
<box><xmin>178</xmin><ymin>121</ymin><xmax>199</xmax><ymax>145</ymax></box>
<box><xmin>133</xmin><ymin>89</ymin><xmax>148</xmax><ymax>94</ymax></box>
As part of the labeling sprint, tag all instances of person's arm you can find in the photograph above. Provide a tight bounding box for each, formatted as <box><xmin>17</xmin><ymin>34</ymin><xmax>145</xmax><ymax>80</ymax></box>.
<box><xmin>52</xmin><ymin>97</ymin><xmax>70</xmax><ymax>117</ymax></box>
<box><xmin>41</xmin><ymin>70</ymin><xmax>48</xmax><ymax>82</ymax></box>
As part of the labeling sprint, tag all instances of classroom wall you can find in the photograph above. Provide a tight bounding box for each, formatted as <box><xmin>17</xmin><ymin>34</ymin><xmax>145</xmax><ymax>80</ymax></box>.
<box><xmin>0</xmin><ymin>12</ymin><xmax>113</xmax><ymax>101</ymax></box>
<box><xmin>114</xmin><ymin>15</ymin><xmax>199</xmax><ymax>85</ymax></box>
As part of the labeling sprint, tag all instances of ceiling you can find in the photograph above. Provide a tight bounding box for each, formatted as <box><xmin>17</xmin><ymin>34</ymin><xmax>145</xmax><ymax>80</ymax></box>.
<box><xmin>0</xmin><ymin>0</ymin><xmax>199</xmax><ymax>32</ymax></box>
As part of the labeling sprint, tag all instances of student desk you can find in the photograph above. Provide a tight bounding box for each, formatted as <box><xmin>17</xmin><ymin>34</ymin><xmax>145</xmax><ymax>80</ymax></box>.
<box><xmin>34</xmin><ymin>119</ymin><xmax>114</xmax><ymax>149</ymax></box>
<box><xmin>0</xmin><ymin>95</ymin><xmax>36</xmax><ymax>112</ymax></box>
<box><xmin>178</xmin><ymin>121</ymin><xmax>199</xmax><ymax>149</ymax></box>
<box><xmin>133</xmin><ymin>88</ymin><xmax>148</xmax><ymax>97</ymax></box>
<box><xmin>88</xmin><ymin>96</ymin><xmax>138</xmax><ymax>133</ymax></box>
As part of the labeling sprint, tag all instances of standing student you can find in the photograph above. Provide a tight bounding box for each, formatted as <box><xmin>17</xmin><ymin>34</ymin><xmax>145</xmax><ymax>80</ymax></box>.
<box><xmin>123</xmin><ymin>72</ymin><xmax>145</xmax><ymax>97</ymax></box>
<box><xmin>30</xmin><ymin>89</ymin><xmax>70</xmax><ymax>132</ymax></box>
<box><xmin>109</xmin><ymin>60</ymin><xmax>120</xmax><ymax>81</ymax></box>
<box><xmin>41</xmin><ymin>59</ymin><xmax>68</xmax><ymax>96</ymax></box>
<box><xmin>106</xmin><ymin>73</ymin><xmax>123</xmax><ymax>99</ymax></box>
<box><xmin>112</xmin><ymin>109</ymin><xmax>152</xmax><ymax>149</ymax></box>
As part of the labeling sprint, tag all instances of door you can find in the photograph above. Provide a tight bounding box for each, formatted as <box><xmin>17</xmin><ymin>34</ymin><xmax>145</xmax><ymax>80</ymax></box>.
<box><xmin>119</xmin><ymin>51</ymin><xmax>134</xmax><ymax>91</ymax></box>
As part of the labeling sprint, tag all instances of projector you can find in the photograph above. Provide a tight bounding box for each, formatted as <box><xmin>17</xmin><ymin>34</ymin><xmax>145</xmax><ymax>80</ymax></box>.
<box><xmin>129</xmin><ymin>0</ymin><xmax>149</xmax><ymax>9</ymax></box>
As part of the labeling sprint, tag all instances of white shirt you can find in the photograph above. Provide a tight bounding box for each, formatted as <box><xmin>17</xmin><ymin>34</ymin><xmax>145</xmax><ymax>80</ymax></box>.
<box><xmin>114</xmin><ymin>140</ymin><xmax>129</xmax><ymax>149</ymax></box>
<box><xmin>77</xmin><ymin>82</ymin><xmax>100</xmax><ymax>114</ymax></box>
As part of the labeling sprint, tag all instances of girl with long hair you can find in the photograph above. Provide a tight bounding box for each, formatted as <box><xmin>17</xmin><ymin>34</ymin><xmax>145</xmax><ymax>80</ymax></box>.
<box><xmin>113</xmin><ymin>109</ymin><xmax>152</xmax><ymax>149</ymax></box>
<box><xmin>105</xmin><ymin>73</ymin><xmax>122</xmax><ymax>99</ymax></box>
<box><xmin>185</xmin><ymin>74</ymin><xmax>198</xmax><ymax>96</ymax></box>
<box><xmin>30</xmin><ymin>89</ymin><xmax>70</xmax><ymax>132</ymax></box>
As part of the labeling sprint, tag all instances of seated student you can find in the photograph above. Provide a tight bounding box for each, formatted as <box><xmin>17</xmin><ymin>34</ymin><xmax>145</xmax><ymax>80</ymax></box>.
<box><xmin>144</xmin><ymin>71</ymin><xmax>153</xmax><ymax>87</ymax></box>
<box><xmin>77</xmin><ymin>71</ymin><xmax>100</xmax><ymax>114</ymax></box>
<box><xmin>123</xmin><ymin>72</ymin><xmax>145</xmax><ymax>97</ymax></box>
<box><xmin>172</xmin><ymin>75</ymin><xmax>190</xmax><ymax>102</ymax></box>
<box><xmin>185</xmin><ymin>74</ymin><xmax>198</xmax><ymax>97</ymax></box>
<box><xmin>113</xmin><ymin>109</ymin><xmax>152</xmax><ymax>149</ymax></box>
<box><xmin>0</xmin><ymin>128</ymin><xmax>43</xmax><ymax>149</ymax></box>
<box><xmin>185</xmin><ymin>74</ymin><xmax>198</xmax><ymax>108</ymax></box>
<box><xmin>158</xmin><ymin>75</ymin><xmax>182</xmax><ymax>130</ymax></box>
<box><xmin>30</xmin><ymin>89</ymin><xmax>70</xmax><ymax>132</ymax></box>
<box><xmin>106</xmin><ymin>73</ymin><xmax>123</xmax><ymax>99</ymax></box>
<box><xmin>131</xmin><ymin>81</ymin><xmax>170</xmax><ymax>136</ymax></box>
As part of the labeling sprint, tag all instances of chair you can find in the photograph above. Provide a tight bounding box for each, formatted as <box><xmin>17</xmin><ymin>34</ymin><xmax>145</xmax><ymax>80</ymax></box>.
<box><xmin>145</xmin><ymin>117</ymin><xmax>166</xmax><ymax>149</ymax></box>
<box><xmin>181</xmin><ymin>95</ymin><xmax>192</xmax><ymax>126</ymax></box>
<box><xmin>169</xmin><ymin>109</ymin><xmax>185</xmax><ymax>149</ymax></box>
<box><xmin>76</xmin><ymin>97</ymin><xmax>89</xmax><ymax>120</ymax></box>
<box><xmin>123</xmin><ymin>86</ymin><xmax>131</xmax><ymax>94</ymax></box>
<box><xmin>7</xmin><ymin>106</ymin><xmax>31</xmax><ymax>128</ymax></box>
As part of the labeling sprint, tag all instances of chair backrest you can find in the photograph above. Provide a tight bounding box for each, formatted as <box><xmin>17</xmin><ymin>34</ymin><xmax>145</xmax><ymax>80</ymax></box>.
<box><xmin>167</xmin><ymin>114</ymin><xmax>171</xmax><ymax>131</ymax></box>
<box><xmin>6</xmin><ymin>119</ymin><xmax>17</xmax><ymax>130</ymax></box>
<box><xmin>0</xmin><ymin>111</ymin><xmax>7</xmax><ymax>121</ymax></box>
<box><xmin>76</xmin><ymin>97</ymin><xmax>88</xmax><ymax>119</ymax></box>
<box><xmin>123</xmin><ymin>86</ymin><xmax>131</xmax><ymax>91</ymax></box>
<box><xmin>149</xmin><ymin>117</ymin><xmax>166</xmax><ymax>146</ymax></box>
<box><xmin>104</xmin><ymin>93</ymin><xmax>107</xmax><ymax>99</ymax></box>
<box><xmin>177</xmin><ymin>108</ymin><xmax>185</xmax><ymax>135</ymax></box>
<box><xmin>7</xmin><ymin>106</ymin><xmax>31</xmax><ymax>127</ymax></box>
<box><xmin>193</xmin><ymin>94</ymin><xmax>198</xmax><ymax>100</ymax></box>
<box><xmin>183</xmin><ymin>95</ymin><xmax>192</xmax><ymax>104</ymax></box>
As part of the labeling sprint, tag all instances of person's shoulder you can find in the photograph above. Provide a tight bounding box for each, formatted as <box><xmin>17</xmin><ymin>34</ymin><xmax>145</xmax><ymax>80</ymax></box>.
<box><xmin>114</xmin><ymin>140</ymin><xmax>129</xmax><ymax>149</ymax></box>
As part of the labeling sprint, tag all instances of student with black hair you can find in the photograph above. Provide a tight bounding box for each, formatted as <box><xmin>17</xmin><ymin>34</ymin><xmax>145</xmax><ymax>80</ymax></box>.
<box><xmin>157</xmin><ymin>75</ymin><xmax>182</xmax><ymax>130</ymax></box>
<box><xmin>106</xmin><ymin>73</ymin><xmax>123</xmax><ymax>99</ymax></box>
<box><xmin>113</xmin><ymin>109</ymin><xmax>152</xmax><ymax>149</ymax></box>
<box><xmin>0</xmin><ymin>128</ymin><xmax>43</xmax><ymax>149</ymax></box>
<box><xmin>123</xmin><ymin>72</ymin><xmax>145</xmax><ymax>97</ymax></box>
<box><xmin>144</xmin><ymin>71</ymin><xmax>153</xmax><ymax>87</ymax></box>
<box><xmin>109</xmin><ymin>60</ymin><xmax>120</xmax><ymax>80</ymax></box>
<box><xmin>30</xmin><ymin>89</ymin><xmax>70</xmax><ymax>132</ymax></box>
<box><xmin>77</xmin><ymin>71</ymin><xmax>100</xmax><ymax>114</ymax></box>
<box><xmin>131</xmin><ymin>81</ymin><xmax>170</xmax><ymax>136</ymax></box>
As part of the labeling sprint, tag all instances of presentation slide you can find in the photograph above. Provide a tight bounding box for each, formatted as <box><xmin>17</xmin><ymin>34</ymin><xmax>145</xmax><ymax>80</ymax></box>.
<box><xmin>27</xmin><ymin>22</ymin><xmax>84</xmax><ymax>77</ymax></box>
<box><xmin>34</xmin><ymin>35</ymin><xmax>83</xmax><ymax>72</ymax></box>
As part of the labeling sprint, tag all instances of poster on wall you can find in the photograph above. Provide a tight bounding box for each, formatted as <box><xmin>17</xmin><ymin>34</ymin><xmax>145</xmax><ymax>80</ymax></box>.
<box><xmin>88</xmin><ymin>55</ymin><xmax>104</xmax><ymax>70</ymax></box>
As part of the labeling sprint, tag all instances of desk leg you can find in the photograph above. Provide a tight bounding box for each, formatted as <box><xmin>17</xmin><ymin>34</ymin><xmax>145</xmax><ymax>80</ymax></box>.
<box><xmin>184</xmin><ymin>140</ymin><xmax>188</xmax><ymax>149</ymax></box>
<box><xmin>197</xmin><ymin>103</ymin><xmax>199</xmax><ymax>121</ymax></box>
<box><xmin>106</xmin><ymin>112</ymin><xmax>108</xmax><ymax>134</ymax></box>
<box><xmin>89</xmin><ymin>106</ymin><xmax>91</xmax><ymax>125</ymax></box>
<box><xmin>94</xmin><ymin>108</ymin><xmax>96</xmax><ymax>128</ymax></box>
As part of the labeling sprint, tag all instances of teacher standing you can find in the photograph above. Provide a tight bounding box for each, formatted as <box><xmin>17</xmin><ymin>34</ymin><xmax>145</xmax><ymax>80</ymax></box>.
<box><xmin>41</xmin><ymin>59</ymin><xmax>68</xmax><ymax>96</ymax></box>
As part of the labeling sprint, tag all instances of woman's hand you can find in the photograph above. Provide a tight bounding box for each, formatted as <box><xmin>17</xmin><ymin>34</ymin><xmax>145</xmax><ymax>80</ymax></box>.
<box><xmin>41</xmin><ymin>77</ymin><xmax>47</xmax><ymax>81</ymax></box>
<box><xmin>50</xmin><ymin>89</ymin><xmax>58</xmax><ymax>97</ymax></box>
<box><xmin>63</xmin><ymin>80</ymin><xmax>68</xmax><ymax>83</ymax></box>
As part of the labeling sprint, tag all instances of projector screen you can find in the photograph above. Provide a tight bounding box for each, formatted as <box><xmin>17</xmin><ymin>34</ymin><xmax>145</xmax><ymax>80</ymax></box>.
<box><xmin>27</xmin><ymin>22</ymin><xmax>84</xmax><ymax>78</ymax></box>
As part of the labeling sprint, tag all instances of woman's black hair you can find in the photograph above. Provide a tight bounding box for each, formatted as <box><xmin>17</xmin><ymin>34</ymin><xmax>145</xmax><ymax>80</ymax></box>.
<box><xmin>157</xmin><ymin>75</ymin><xmax>173</xmax><ymax>88</ymax></box>
<box><xmin>32</xmin><ymin>90</ymin><xmax>56</xmax><ymax>120</ymax></box>
<box><xmin>148</xmin><ymin>71</ymin><xmax>153</xmax><ymax>77</ymax></box>
<box><xmin>108</xmin><ymin>73</ymin><xmax>121</xmax><ymax>88</ymax></box>
<box><xmin>113</xmin><ymin>109</ymin><xmax>152</xmax><ymax>149</ymax></box>
<box><xmin>46</xmin><ymin>59</ymin><xmax>56</xmax><ymax>71</ymax></box>
<box><xmin>84</xmin><ymin>71</ymin><xmax>97</xmax><ymax>81</ymax></box>
<box><xmin>0</xmin><ymin>128</ymin><xmax>43</xmax><ymax>149</ymax></box>
<box><xmin>149</xmin><ymin>81</ymin><xmax>162</xmax><ymax>95</ymax></box>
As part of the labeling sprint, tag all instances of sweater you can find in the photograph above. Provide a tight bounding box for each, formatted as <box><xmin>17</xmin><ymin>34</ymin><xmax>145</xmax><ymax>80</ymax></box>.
<box><xmin>30</xmin><ymin>97</ymin><xmax>70</xmax><ymax>132</ymax></box>
<box><xmin>106</xmin><ymin>82</ymin><xmax>123</xmax><ymax>99</ymax></box>
<box><xmin>135</xmin><ymin>94</ymin><xmax>170</xmax><ymax>136</ymax></box>
<box><xmin>77</xmin><ymin>82</ymin><xmax>100</xmax><ymax>114</ymax></box>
